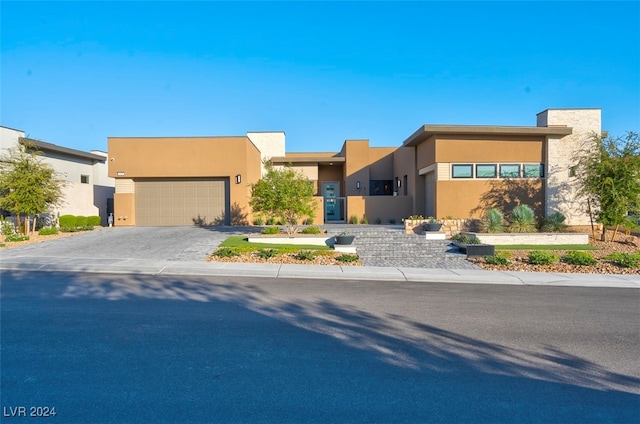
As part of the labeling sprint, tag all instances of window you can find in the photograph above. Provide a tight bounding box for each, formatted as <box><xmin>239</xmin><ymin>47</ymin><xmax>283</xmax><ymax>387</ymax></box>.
<box><xmin>403</xmin><ymin>175</ymin><xmax>408</xmax><ymax>196</ymax></box>
<box><xmin>476</xmin><ymin>164</ymin><xmax>497</xmax><ymax>178</ymax></box>
<box><xmin>369</xmin><ymin>180</ymin><xmax>393</xmax><ymax>196</ymax></box>
<box><xmin>81</xmin><ymin>175</ymin><xmax>90</xmax><ymax>184</ymax></box>
<box><xmin>523</xmin><ymin>164</ymin><xmax>544</xmax><ymax>178</ymax></box>
<box><xmin>452</xmin><ymin>164</ymin><xmax>473</xmax><ymax>178</ymax></box>
<box><xmin>500</xmin><ymin>164</ymin><xmax>521</xmax><ymax>178</ymax></box>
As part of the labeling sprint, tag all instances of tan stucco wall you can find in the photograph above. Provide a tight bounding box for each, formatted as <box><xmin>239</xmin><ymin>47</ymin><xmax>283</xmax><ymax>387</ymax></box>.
<box><xmin>437</xmin><ymin>179</ymin><xmax>544</xmax><ymax>219</ymax></box>
<box><xmin>108</xmin><ymin>136</ymin><xmax>262</xmax><ymax>225</ymax></box>
<box><xmin>416</xmin><ymin>136</ymin><xmax>436</xmax><ymax>170</ymax></box>
<box><xmin>435</xmin><ymin>135</ymin><xmax>545</xmax><ymax>163</ymax></box>
<box><xmin>344</xmin><ymin>140</ymin><xmax>371</xmax><ymax>197</ymax></box>
<box><xmin>347</xmin><ymin>196</ymin><xmax>413</xmax><ymax>224</ymax></box>
<box><xmin>114</xmin><ymin>193</ymin><xmax>135</xmax><ymax>226</ymax></box>
<box><xmin>393</xmin><ymin>146</ymin><xmax>417</xmax><ymax>208</ymax></box>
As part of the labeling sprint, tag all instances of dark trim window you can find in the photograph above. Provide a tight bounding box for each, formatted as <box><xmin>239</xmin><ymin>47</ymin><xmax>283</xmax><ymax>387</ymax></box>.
<box><xmin>369</xmin><ymin>180</ymin><xmax>393</xmax><ymax>196</ymax></box>
<box><xmin>403</xmin><ymin>175</ymin><xmax>408</xmax><ymax>196</ymax></box>
<box><xmin>523</xmin><ymin>164</ymin><xmax>544</xmax><ymax>178</ymax></box>
<box><xmin>476</xmin><ymin>164</ymin><xmax>497</xmax><ymax>178</ymax></box>
<box><xmin>452</xmin><ymin>164</ymin><xmax>473</xmax><ymax>178</ymax></box>
<box><xmin>81</xmin><ymin>175</ymin><xmax>90</xmax><ymax>184</ymax></box>
<box><xmin>499</xmin><ymin>164</ymin><xmax>521</xmax><ymax>178</ymax></box>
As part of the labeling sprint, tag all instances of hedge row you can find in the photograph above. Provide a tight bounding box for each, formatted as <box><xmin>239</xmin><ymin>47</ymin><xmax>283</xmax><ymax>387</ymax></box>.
<box><xmin>59</xmin><ymin>215</ymin><xmax>101</xmax><ymax>227</ymax></box>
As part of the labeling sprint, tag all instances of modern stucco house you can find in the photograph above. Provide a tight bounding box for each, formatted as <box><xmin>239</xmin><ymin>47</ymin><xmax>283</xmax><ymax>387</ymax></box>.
<box><xmin>107</xmin><ymin>108</ymin><xmax>602</xmax><ymax>227</ymax></box>
<box><xmin>0</xmin><ymin>126</ymin><xmax>115</xmax><ymax>226</ymax></box>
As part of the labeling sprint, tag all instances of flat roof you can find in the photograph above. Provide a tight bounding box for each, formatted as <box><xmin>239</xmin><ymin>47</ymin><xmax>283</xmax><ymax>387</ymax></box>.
<box><xmin>402</xmin><ymin>125</ymin><xmax>573</xmax><ymax>147</ymax></box>
<box><xmin>21</xmin><ymin>138</ymin><xmax>107</xmax><ymax>162</ymax></box>
<box><xmin>271</xmin><ymin>155</ymin><xmax>345</xmax><ymax>164</ymax></box>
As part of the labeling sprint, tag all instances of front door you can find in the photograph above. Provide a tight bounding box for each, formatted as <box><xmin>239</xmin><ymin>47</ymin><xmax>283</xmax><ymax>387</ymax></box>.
<box><xmin>322</xmin><ymin>182</ymin><xmax>343</xmax><ymax>222</ymax></box>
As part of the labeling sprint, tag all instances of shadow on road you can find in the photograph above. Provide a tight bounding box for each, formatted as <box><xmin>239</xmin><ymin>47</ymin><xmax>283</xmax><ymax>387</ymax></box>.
<box><xmin>2</xmin><ymin>270</ymin><xmax>639</xmax><ymax>423</ymax></box>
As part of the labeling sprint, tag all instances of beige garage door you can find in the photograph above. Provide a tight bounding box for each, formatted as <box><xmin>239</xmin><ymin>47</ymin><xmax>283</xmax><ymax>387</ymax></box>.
<box><xmin>135</xmin><ymin>178</ymin><xmax>229</xmax><ymax>226</ymax></box>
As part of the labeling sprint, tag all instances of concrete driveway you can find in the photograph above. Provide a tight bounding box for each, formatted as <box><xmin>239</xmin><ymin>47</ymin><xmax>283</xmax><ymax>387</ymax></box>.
<box><xmin>0</xmin><ymin>226</ymin><xmax>255</xmax><ymax>262</ymax></box>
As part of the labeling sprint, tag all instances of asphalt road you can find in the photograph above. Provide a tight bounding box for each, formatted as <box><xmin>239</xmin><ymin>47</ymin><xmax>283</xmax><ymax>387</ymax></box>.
<box><xmin>1</xmin><ymin>270</ymin><xmax>639</xmax><ymax>423</ymax></box>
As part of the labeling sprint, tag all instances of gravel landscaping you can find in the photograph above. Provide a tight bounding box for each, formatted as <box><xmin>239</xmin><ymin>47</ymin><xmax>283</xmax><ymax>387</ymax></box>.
<box><xmin>469</xmin><ymin>235</ymin><xmax>639</xmax><ymax>275</ymax></box>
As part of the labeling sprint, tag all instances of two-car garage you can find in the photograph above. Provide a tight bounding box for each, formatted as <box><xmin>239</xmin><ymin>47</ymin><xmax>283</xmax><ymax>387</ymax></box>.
<box><xmin>134</xmin><ymin>178</ymin><xmax>230</xmax><ymax>226</ymax></box>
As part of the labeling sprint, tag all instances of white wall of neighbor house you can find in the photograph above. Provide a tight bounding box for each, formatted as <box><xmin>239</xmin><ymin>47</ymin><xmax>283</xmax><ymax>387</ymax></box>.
<box><xmin>0</xmin><ymin>126</ymin><xmax>115</xmax><ymax>224</ymax></box>
<box><xmin>0</xmin><ymin>126</ymin><xmax>25</xmax><ymax>151</ymax></box>
<box><xmin>537</xmin><ymin>108</ymin><xmax>601</xmax><ymax>226</ymax></box>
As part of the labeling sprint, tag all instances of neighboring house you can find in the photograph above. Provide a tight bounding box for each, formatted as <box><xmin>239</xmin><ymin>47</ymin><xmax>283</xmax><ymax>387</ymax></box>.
<box><xmin>107</xmin><ymin>108</ymin><xmax>602</xmax><ymax>227</ymax></box>
<box><xmin>0</xmin><ymin>126</ymin><xmax>115</xmax><ymax>226</ymax></box>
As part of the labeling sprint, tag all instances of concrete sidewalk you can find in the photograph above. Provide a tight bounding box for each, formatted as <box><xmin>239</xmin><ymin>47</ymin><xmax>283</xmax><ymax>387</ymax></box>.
<box><xmin>1</xmin><ymin>254</ymin><xmax>639</xmax><ymax>288</ymax></box>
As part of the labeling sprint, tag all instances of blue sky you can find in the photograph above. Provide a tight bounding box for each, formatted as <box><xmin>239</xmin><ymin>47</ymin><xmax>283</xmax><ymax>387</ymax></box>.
<box><xmin>1</xmin><ymin>1</ymin><xmax>638</xmax><ymax>153</ymax></box>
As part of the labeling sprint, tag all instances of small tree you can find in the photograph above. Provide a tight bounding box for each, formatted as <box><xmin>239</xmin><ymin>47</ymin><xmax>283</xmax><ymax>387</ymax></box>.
<box><xmin>576</xmin><ymin>132</ymin><xmax>640</xmax><ymax>241</ymax></box>
<box><xmin>0</xmin><ymin>141</ymin><xmax>65</xmax><ymax>235</ymax></box>
<box><xmin>249</xmin><ymin>162</ymin><xmax>316</xmax><ymax>235</ymax></box>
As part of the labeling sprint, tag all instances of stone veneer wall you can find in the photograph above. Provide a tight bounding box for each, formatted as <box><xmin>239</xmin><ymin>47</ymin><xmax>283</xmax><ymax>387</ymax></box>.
<box><xmin>537</xmin><ymin>109</ymin><xmax>601</xmax><ymax>226</ymax></box>
<box><xmin>405</xmin><ymin>219</ymin><xmax>476</xmax><ymax>237</ymax></box>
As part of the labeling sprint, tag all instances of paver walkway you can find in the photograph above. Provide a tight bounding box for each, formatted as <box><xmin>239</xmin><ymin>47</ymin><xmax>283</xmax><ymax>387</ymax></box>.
<box><xmin>323</xmin><ymin>225</ymin><xmax>479</xmax><ymax>269</ymax></box>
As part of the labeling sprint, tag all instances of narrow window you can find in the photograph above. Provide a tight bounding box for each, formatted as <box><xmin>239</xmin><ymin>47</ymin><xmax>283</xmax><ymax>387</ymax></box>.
<box><xmin>403</xmin><ymin>175</ymin><xmax>408</xmax><ymax>196</ymax></box>
<box><xmin>523</xmin><ymin>164</ymin><xmax>544</xmax><ymax>178</ymax></box>
<box><xmin>476</xmin><ymin>164</ymin><xmax>497</xmax><ymax>178</ymax></box>
<box><xmin>81</xmin><ymin>175</ymin><xmax>90</xmax><ymax>184</ymax></box>
<box><xmin>452</xmin><ymin>164</ymin><xmax>473</xmax><ymax>178</ymax></box>
<box><xmin>499</xmin><ymin>164</ymin><xmax>521</xmax><ymax>178</ymax></box>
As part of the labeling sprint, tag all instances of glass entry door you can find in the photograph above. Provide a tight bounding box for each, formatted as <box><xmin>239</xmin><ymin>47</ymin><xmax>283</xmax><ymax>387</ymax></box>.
<box><xmin>322</xmin><ymin>182</ymin><xmax>344</xmax><ymax>222</ymax></box>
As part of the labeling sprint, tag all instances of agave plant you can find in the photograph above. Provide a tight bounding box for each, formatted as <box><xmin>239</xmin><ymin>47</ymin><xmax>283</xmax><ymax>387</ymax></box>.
<box><xmin>480</xmin><ymin>208</ymin><xmax>505</xmax><ymax>233</ymax></box>
<box><xmin>540</xmin><ymin>212</ymin><xmax>567</xmax><ymax>232</ymax></box>
<box><xmin>509</xmin><ymin>204</ymin><xmax>536</xmax><ymax>233</ymax></box>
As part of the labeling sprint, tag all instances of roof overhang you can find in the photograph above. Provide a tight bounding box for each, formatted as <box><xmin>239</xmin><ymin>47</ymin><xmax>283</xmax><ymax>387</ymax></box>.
<box><xmin>402</xmin><ymin>125</ymin><xmax>574</xmax><ymax>147</ymax></box>
<box><xmin>270</xmin><ymin>156</ymin><xmax>345</xmax><ymax>165</ymax></box>
<box><xmin>20</xmin><ymin>138</ymin><xmax>107</xmax><ymax>162</ymax></box>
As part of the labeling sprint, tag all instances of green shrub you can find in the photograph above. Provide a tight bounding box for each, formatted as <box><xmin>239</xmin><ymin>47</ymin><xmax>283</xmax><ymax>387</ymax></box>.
<box><xmin>540</xmin><ymin>212</ymin><xmax>567</xmax><ymax>232</ymax></box>
<box><xmin>605</xmin><ymin>252</ymin><xmax>640</xmax><ymax>268</ymax></box>
<box><xmin>528</xmin><ymin>250</ymin><xmax>559</xmax><ymax>265</ymax></box>
<box><xmin>563</xmin><ymin>251</ymin><xmax>597</xmax><ymax>266</ymax></box>
<box><xmin>212</xmin><ymin>247</ymin><xmax>241</xmax><ymax>258</ymax></box>
<box><xmin>254</xmin><ymin>216</ymin><xmax>265</xmax><ymax>226</ymax></box>
<box><xmin>75</xmin><ymin>216</ymin><xmax>88</xmax><ymax>227</ymax></box>
<box><xmin>480</xmin><ymin>208</ymin><xmax>505</xmax><ymax>233</ymax></box>
<box><xmin>349</xmin><ymin>215</ymin><xmax>359</xmax><ymax>224</ymax></box>
<box><xmin>59</xmin><ymin>214</ymin><xmax>76</xmax><ymax>227</ymax></box>
<box><xmin>5</xmin><ymin>233</ymin><xmax>29</xmax><ymax>242</ymax></box>
<box><xmin>295</xmin><ymin>250</ymin><xmax>316</xmax><ymax>261</ymax></box>
<box><xmin>261</xmin><ymin>226</ymin><xmax>281</xmax><ymax>235</ymax></box>
<box><xmin>304</xmin><ymin>217</ymin><xmax>314</xmax><ymax>225</ymax></box>
<box><xmin>336</xmin><ymin>254</ymin><xmax>359</xmax><ymax>263</ymax></box>
<box><xmin>60</xmin><ymin>225</ymin><xmax>94</xmax><ymax>233</ymax></box>
<box><xmin>485</xmin><ymin>251</ymin><xmax>512</xmax><ymax>265</ymax></box>
<box><xmin>360</xmin><ymin>215</ymin><xmax>369</xmax><ymax>225</ymax></box>
<box><xmin>265</xmin><ymin>217</ymin><xmax>276</xmax><ymax>226</ymax></box>
<box><xmin>1</xmin><ymin>218</ymin><xmax>15</xmax><ymax>235</ymax></box>
<box><xmin>87</xmin><ymin>216</ymin><xmax>101</xmax><ymax>226</ymax></box>
<box><xmin>388</xmin><ymin>218</ymin><xmax>396</xmax><ymax>224</ymax></box>
<box><xmin>257</xmin><ymin>248</ymin><xmax>278</xmax><ymax>259</ymax></box>
<box><xmin>0</xmin><ymin>243</ymin><xmax>5</xmax><ymax>248</ymax></box>
<box><xmin>374</xmin><ymin>217</ymin><xmax>382</xmax><ymax>225</ymax></box>
<box><xmin>300</xmin><ymin>226</ymin><xmax>322</xmax><ymax>234</ymax></box>
<box><xmin>509</xmin><ymin>205</ymin><xmax>536</xmax><ymax>233</ymax></box>
<box><xmin>451</xmin><ymin>234</ymin><xmax>480</xmax><ymax>244</ymax></box>
<box><xmin>38</xmin><ymin>227</ymin><xmax>59</xmax><ymax>236</ymax></box>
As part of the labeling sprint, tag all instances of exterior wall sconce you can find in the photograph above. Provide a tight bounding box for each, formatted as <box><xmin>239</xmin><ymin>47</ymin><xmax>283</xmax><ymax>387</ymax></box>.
<box><xmin>396</xmin><ymin>178</ymin><xmax>402</xmax><ymax>188</ymax></box>
<box><xmin>356</xmin><ymin>181</ymin><xmax>361</xmax><ymax>190</ymax></box>
<box><xmin>235</xmin><ymin>174</ymin><xmax>242</xmax><ymax>184</ymax></box>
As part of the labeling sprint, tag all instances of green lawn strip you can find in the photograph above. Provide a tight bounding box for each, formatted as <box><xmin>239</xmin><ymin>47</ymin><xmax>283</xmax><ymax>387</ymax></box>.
<box><xmin>218</xmin><ymin>236</ymin><xmax>330</xmax><ymax>251</ymax></box>
<box><xmin>495</xmin><ymin>244</ymin><xmax>598</xmax><ymax>251</ymax></box>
